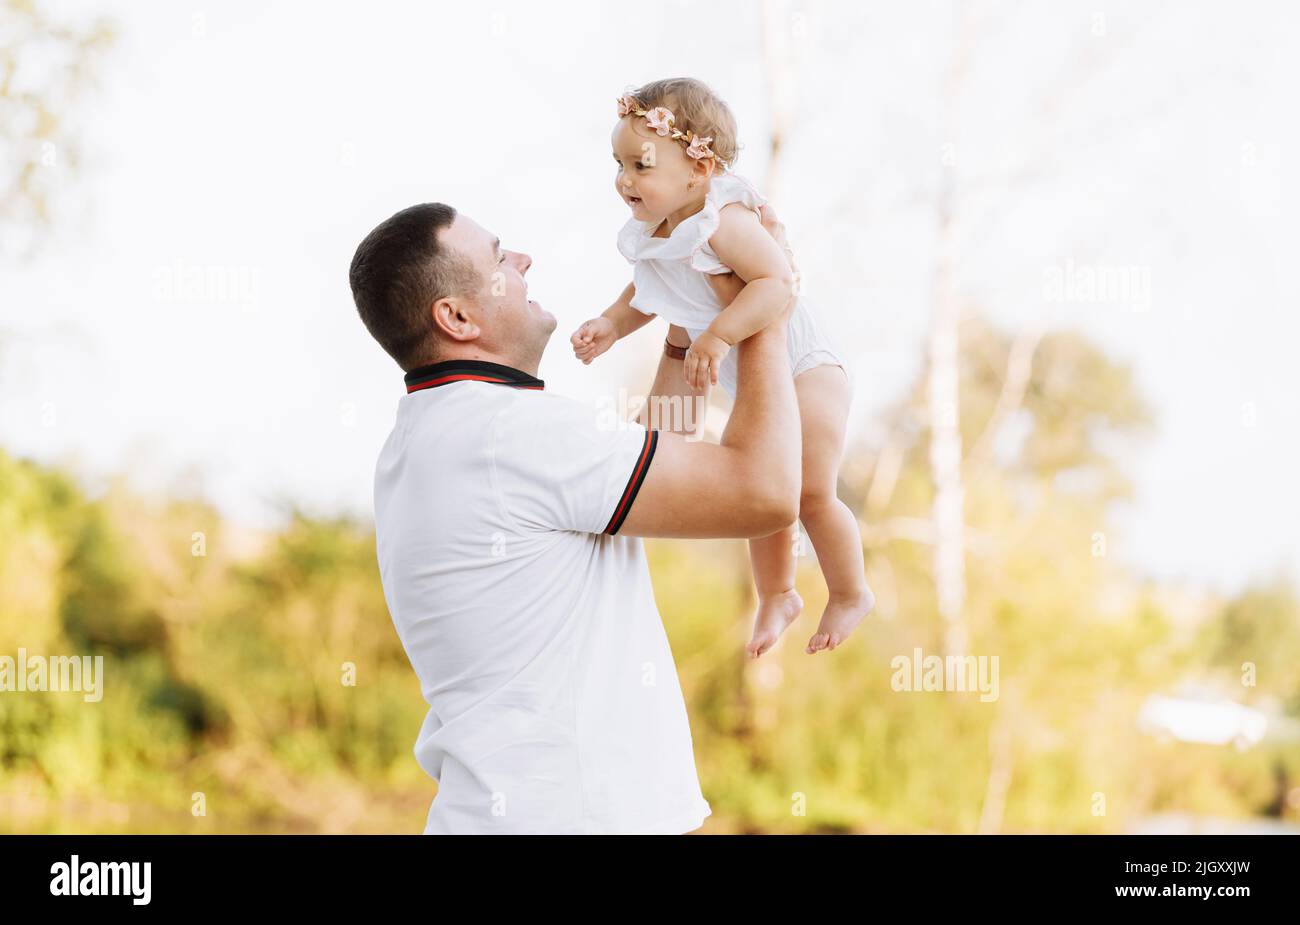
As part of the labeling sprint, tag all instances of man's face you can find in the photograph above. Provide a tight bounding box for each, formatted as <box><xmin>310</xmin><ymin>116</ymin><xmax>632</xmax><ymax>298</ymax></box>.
<box><xmin>440</xmin><ymin>214</ymin><xmax>556</xmax><ymax>361</ymax></box>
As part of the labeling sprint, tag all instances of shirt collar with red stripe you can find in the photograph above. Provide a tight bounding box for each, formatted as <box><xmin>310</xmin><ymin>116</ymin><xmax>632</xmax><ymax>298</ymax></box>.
<box><xmin>404</xmin><ymin>359</ymin><xmax>545</xmax><ymax>394</ymax></box>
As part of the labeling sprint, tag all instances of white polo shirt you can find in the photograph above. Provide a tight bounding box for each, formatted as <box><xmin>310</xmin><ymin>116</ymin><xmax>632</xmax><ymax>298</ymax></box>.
<box><xmin>373</xmin><ymin>358</ymin><xmax>712</xmax><ymax>834</ymax></box>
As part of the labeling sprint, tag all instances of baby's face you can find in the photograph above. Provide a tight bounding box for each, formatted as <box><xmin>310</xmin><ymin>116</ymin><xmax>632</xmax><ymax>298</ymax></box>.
<box><xmin>611</xmin><ymin>116</ymin><xmax>703</xmax><ymax>222</ymax></box>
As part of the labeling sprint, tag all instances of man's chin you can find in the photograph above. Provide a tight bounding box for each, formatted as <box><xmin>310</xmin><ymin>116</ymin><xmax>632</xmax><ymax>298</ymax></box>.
<box><xmin>529</xmin><ymin>299</ymin><xmax>557</xmax><ymax>329</ymax></box>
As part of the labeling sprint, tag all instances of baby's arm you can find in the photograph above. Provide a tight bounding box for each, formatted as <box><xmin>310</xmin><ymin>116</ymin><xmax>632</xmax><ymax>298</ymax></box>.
<box><xmin>684</xmin><ymin>203</ymin><xmax>795</xmax><ymax>388</ymax></box>
<box><xmin>572</xmin><ymin>281</ymin><xmax>655</xmax><ymax>364</ymax></box>
<box><xmin>604</xmin><ymin>281</ymin><xmax>656</xmax><ymax>338</ymax></box>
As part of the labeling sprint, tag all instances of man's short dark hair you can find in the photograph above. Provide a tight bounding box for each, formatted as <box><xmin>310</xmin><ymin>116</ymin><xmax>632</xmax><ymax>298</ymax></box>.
<box><xmin>349</xmin><ymin>203</ymin><xmax>482</xmax><ymax>370</ymax></box>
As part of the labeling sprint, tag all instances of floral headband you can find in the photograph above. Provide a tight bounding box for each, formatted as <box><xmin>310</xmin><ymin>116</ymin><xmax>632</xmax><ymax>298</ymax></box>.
<box><xmin>617</xmin><ymin>93</ymin><xmax>726</xmax><ymax>168</ymax></box>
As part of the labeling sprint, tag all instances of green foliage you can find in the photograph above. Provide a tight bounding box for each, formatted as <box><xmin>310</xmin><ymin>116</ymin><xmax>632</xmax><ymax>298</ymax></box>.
<box><xmin>1</xmin><ymin>315</ymin><xmax>1297</xmax><ymax>832</ymax></box>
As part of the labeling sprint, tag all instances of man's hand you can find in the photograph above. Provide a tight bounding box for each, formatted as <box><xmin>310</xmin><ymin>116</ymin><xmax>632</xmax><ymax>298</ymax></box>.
<box><xmin>683</xmin><ymin>331</ymin><xmax>731</xmax><ymax>389</ymax></box>
<box><xmin>704</xmin><ymin>203</ymin><xmax>798</xmax><ymax>324</ymax></box>
<box><xmin>570</xmin><ymin>316</ymin><xmax>618</xmax><ymax>365</ymax></box>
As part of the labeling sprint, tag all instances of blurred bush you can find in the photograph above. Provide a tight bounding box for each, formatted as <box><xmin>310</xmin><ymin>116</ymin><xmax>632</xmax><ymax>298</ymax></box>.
<box><xmin>1</xmin><ymin>315</ymin><xmax>1298</xmax><ymax>833</ymax></box>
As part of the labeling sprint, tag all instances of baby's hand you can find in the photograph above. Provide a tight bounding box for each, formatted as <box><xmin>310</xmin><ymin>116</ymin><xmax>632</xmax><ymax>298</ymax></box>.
<box><xmin>683</xmin><ymin>331</ymin><xmax>731</xmax><ymax>389</ymax></box>
<box><xmin>571</xmin><ymin>317</ymin><xmax>617</xmax><ymax>364</ymax></box>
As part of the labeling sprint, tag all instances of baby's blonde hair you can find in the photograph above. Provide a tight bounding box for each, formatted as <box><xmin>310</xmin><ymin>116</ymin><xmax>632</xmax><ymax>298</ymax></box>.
<box><xmin>621</xmin><ymin>77</ymin><xmax>741</xmax><ymax>170</ymax></box>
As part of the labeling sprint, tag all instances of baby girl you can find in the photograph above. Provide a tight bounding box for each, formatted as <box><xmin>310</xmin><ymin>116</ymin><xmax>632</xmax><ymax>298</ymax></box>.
<box><xmin>571</xmin><ymin>77</ymin><xmax>875</xmax><ymax>657</ymax></box>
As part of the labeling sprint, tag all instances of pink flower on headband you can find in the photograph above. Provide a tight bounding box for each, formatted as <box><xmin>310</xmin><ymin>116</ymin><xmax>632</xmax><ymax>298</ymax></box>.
<box><xmin>685</xmin><ymin>132</ymin><xmax>715</xmax><ymax>160</ymax></box>
<box><xmin>614</xmin><ymin>90</ymin><xmax>726</xmax><ymax>166</ymax></box>
<box><xmin>644</xmin><ymin>106</ymin><xmax>675</xmax><ymax>136</ymax></box>
<box><xmin>616</xmin><ymin>94</ymin><xmax>642</xmax><ymax>117</ymax></box>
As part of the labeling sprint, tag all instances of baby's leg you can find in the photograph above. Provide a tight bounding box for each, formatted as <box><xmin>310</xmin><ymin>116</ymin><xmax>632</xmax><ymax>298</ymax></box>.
<box><xmin>746</xmin><ymin>526</ymin><xmax>804</xmax><ymax>659</ymax></box>
<box><xmin>795</xmin><ymin>364</ymin><xmax>875</xmax><ymax>653</ymax></box>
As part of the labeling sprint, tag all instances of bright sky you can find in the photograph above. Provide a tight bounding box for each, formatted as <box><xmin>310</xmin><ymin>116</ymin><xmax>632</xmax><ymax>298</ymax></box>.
<box><xmin>2</xmin><ymin>0</ymin><xmax>1297</xmax><ymax>598</ymax></box>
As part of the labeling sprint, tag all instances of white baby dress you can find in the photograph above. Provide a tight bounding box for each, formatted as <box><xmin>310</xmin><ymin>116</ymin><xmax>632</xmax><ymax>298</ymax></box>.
<box><xmin>617</xmin><ymin>171</ymin><xmax>847</xmax><ymax>397</ymax></box>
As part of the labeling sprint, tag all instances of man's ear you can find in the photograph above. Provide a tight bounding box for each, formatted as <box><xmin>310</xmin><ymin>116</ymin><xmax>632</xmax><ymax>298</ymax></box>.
<box><xmin>431</xmin><ymin>296</ymin><xmax>481</xmax><ymax>343</ymax></box>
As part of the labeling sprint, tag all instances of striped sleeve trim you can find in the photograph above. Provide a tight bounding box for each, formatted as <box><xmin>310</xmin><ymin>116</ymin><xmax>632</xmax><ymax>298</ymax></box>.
<box><xmin>603</xmin><ymin>429</ymin><xmax>658</xmax><ymax>535</ymax></box>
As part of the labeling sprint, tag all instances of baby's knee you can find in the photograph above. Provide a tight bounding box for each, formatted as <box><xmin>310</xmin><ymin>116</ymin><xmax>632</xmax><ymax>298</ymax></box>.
<box><xmin>799</xmin><ymin>484</ymin><xmax>838</xmax><ymax>519</ymax></box>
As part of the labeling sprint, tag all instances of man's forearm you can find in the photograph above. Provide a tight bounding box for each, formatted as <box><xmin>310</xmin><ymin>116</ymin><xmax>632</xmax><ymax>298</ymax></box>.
<box><xmin>637</xmin><ymin>325</ymin><xmax>705</xmax><ymax>435</ymax></box>
<box><xmin>720</xmin><ymin>324</ymin><xmax>800</xmax><ymax>508</ymax></box>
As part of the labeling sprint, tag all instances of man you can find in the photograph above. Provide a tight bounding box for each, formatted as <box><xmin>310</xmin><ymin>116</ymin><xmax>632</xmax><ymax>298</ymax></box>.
<box><xmin>349</xmin><ymin>201</ymin><xmax>799</xmax><ymax>834</ymax></box>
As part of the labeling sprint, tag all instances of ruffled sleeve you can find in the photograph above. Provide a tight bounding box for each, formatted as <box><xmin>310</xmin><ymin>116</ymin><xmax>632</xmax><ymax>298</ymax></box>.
<box><xmin>688</xmin><ymin>172</ymin><xmax>769</xmax><ymax>275</ymax></box>
<box><xmin>617</xmin><ymin>217</ymin><xmax>648</xmax><ymax>263</ymax></box>
<box><xmin>618</xmin><ymin>212</ymin><xmax>709</xmax><ymax>264</ymax></box>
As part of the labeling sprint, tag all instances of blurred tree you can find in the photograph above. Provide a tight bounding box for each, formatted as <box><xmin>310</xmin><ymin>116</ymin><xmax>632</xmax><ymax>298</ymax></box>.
<box><xmin>680</xmin><ymin>311</ymin><xmax>1168</xmax><ymax>833</ymax></box>
<box><xmin>1202</xmin><ymin>576</ymin><xmax>1300</xmax><ymax>711</ymax></box>
<box><xmin>919</xmin><ymin>0</ymin><xmax>1161</xmax><ymax>657</ymax></box>
<box><xmin>0</xmin><ymin>0</ymin><xmax>114</xmax><ymax>261</ymax></box>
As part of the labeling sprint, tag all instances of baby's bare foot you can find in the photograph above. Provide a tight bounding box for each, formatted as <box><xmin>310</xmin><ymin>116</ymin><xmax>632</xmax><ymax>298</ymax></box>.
<box><xmin>806</xmin><ymin>587</ymin><xmax>875</xmax><ymax>654</ymax></box>
<box><xmin>747</xmin><ymin>589</ymin><xmax>804</xmax><ymax>659</ymax></box>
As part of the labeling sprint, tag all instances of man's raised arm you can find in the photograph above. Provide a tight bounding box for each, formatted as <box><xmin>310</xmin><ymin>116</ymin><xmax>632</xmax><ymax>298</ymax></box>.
<box><xmin>617</xmin><ymin>325</ymin><xmax>799</xmax><ymax>538</ymax></box>
<box><xmin>618</xmin><ymin>203</ymin><xmax>801</xmax><ymax>539</ymax></box>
